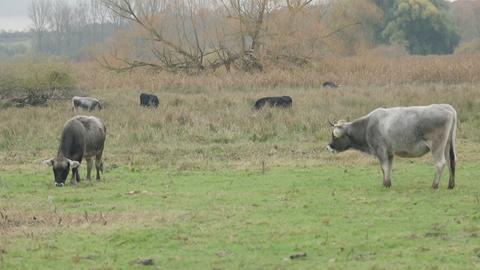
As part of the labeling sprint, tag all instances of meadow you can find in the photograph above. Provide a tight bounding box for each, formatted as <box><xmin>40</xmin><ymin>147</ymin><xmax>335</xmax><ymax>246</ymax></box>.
<box><xmin>1</xmin><ymin>55</ymin><xmax>480</xmax><ymax>269</ymax></box>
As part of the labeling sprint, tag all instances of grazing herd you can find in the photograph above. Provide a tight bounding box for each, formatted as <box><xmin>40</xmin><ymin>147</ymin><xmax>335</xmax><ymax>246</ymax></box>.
<box><xmin>45</xmin><ymin>82</ymin><xmax>459</xmax><ymax>190</ymax></box>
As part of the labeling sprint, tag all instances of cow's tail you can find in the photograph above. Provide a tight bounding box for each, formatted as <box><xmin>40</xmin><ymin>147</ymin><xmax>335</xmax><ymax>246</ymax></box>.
<box><xmin>449</xmin><ymin>108</ymin><xmax>457</xmax><ymax>174</ymax></box>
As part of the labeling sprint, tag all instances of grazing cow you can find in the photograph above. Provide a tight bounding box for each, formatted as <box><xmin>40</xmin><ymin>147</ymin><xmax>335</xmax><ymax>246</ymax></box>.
<box><xmin>322</xmin><ymin>81</ymin><xmax>339</xmax><ymax>88</ymax></box>
<box><xmin>326</xmin><ymin>104</ymin><xmax>457</xmax><ymax>189</ymax></box>
<box><xmin>140</xmin><ymin>93</ymin><xmax>159</xmax><ymax>108</ymax></box>
<box><xmin>253</xmin><ymin>96</ymin><xmax>292</xmax><ymax>110</ymax></box>
<box><xmin>44</xmin><ymin>116</ymin><xmax>106</xmax><ymax>187</ymax></box>
<box><xmin>72</xmin><ymin>96</ymin><xmax>102</xmax><ymax>112</ymax></box>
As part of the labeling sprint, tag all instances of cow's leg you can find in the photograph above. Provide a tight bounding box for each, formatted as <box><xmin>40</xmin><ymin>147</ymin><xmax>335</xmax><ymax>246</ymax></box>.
<box><xmin>378</xmin><ymin>152</ymin><xmax>393</xmax><ymax>188</ymax></box>
<box><xmin>382</xmin><ymin>156</ymin><xmax>394</xmax><ymax>188</ymax></box>
<box><xmin>86</xmin><ymin>157</ymin><xmax>93</xmax><ymax>181</ymax></box>
<box><xmin>95</xmin><ymin>154</ymin><xmax>103</xmax><ymax>181</ymax></box>
<box><xmin>70</xmin><ymin>167</ymin><xmax>78</xmax><ymax>186</ymax></box>
<box><xmin>431</xmin><ymin>143</ymin><xmax>447</xmax><ymax>190</ymax></box>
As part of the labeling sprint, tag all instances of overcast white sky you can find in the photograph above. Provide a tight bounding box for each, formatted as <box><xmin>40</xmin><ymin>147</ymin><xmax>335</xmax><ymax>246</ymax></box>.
<box><xmin>0</xmin><ymin>0</ymin><xmax>460</xmax><ymax>32</ymax></box>
<box><xmin>0</xmin><ymin>0</ymin><xmax>32</xmax><ymax>31</ymax></box>
<box><xmin>0</xmin><ymin>0</ymin><xmax>83</xmax><ymax>31</ymax></box>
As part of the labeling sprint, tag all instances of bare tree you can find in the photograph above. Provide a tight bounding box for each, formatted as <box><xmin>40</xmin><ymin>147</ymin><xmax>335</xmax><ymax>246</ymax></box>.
<box><xmin>47</xmin><ymin>0</ymin><xmax>73</xmax><ymax>54</ymax></box>
<box><xmin>98</xmin><ymin>0</ymin><xmax>233</xmax><ymax>73</ymax></box>
<box><xmin>92</xmin><ymin>0</ymin><xmax>376</xmax><ymax>73</ymax></box>
<box><xmin>90</xmin><ymin>0</ymin><xmax>111</xmax><ymax>40</ymax></box>
<box><xmin>286</xmin><ymin>0</ymin><xmax>314</xmax><ymax>12</ymax></box>
<box><xmin>29</xmin><ymin>0</ymin><xmax>52</xmax><ymax>52</ymax></box>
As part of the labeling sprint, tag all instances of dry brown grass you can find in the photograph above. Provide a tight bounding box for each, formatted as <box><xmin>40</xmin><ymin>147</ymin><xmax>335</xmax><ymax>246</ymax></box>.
<box><xmin>0</xmin><ymin>207</ymin><xmax>185</xmax><ymax>237</ymax></box>
<box><xmin>76</xmin><ymin>54</ymin><xmax>480</xmax><ymax>91</ymax></box>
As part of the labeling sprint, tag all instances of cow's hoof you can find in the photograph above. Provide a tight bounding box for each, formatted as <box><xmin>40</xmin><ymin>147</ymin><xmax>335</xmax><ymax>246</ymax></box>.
<box><xmin>432</xmin><ymin>184</ymin><xmax>439</xmax><ymax>190</ymax></box>
<box><xmin>383</xmin><ymin>180</ymin><xmax>391</xmax><ymax>188</ymax></box>
<box><xmin>447</xmin><ymin>183</ymin><xmax>455</xmax><ymax>189</ymax></box>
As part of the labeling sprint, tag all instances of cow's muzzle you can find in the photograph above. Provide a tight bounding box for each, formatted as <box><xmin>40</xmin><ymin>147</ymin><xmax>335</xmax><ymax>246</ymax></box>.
<box><xmin>326</xmin><ymin>145</ymin><xmax>337</xmax><ymax>154</ymax></box>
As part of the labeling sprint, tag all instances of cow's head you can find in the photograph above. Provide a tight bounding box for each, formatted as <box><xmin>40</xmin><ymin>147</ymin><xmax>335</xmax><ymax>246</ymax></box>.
<box><xmin>152</xmin><ymin>97</ymin><xmax>159</xmax><ymax>107</ymax></box>
<box><xmin>327</xmin><ymin>120</ymin><xmax>351</xmax><ymax>153</ymax></box>
<box><xmin>44</xmin><ymin>157</ymin><xmax>80</xmax><ymax>186</ymax></box>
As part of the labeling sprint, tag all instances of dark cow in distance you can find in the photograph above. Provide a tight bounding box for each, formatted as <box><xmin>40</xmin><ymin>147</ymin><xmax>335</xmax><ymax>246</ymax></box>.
<box><xmin>72</xmin><ymin>96</ymin><xmax>102</xmax><ymax>112</ymax></box>
<box><xmin>140</xmin><ymin>93</ymin><xmax>159</xmax><ymax>108</ymax></box>
<box><xmin>327</xmin><ymin>104</ymin><xmax>457</xmax><ymax>189</ymax></box>
<box><xmin>322</xmin><ymin>81</ymin><xmax>339</xmax><ymax>88</ymax></box>
<box><xmin>253</xmin><ymin>96</ymin><xmax>292</xmax><ymax>110</ymax></box>
<box><xmin>44</xmin><ymin>116</ymin><xmax>106</xmax><ymax>187</ymax></box>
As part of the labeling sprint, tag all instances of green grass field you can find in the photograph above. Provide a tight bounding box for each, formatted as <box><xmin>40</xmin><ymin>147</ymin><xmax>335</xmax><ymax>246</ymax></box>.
<box><xmin>1</xmin><ymin>161</ymin><xmax>480</xmax><ymax>269</ymax></box>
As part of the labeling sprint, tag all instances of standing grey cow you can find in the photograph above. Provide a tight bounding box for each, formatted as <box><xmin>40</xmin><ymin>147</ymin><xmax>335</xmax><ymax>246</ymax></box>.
<box><xmin>44</xmin><ymin>116</ymin><xmax>106</xmax><ymax>186</ymax></box>
<box><xmin>326</xmin><ymin>104</ymin><xmax>457</xmax><ymax>189</ymax></box>
<box><xmin>72</xmin><ymin>96</ymin><xmax>102</xmax><ymax>112</ymax></box>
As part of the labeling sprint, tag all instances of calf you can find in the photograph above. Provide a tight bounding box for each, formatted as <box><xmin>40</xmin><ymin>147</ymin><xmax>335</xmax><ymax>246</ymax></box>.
<box><xmin>44</xmin><ymin>116</ymin><xmax>106</xmax><ymax>186</ymax></box>
<box><xmin>140</xmin><ymin>93</ymin><xmax>159</xmax><ymax>108</ymax></box>
<box><xmin>322</xmin><ymin>81</ymin><xmax>339</xmax><ymax>88</ymax></box>
<box><xmin>253</xmin><ymin>96</ymin><xmax>292</xmax><ymax>110</ymax></box>
<box><xmin>72</xmin><ymin>96</ymin><xmax>102</xmax><ymax>112</ymax></box>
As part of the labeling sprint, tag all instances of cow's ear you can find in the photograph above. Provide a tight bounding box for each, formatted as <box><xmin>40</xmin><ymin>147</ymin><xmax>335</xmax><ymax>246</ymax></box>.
<box><xmin>43</xmin><ymin>159</ymin><xmax>54</xmax><ymax>166</ymax></box>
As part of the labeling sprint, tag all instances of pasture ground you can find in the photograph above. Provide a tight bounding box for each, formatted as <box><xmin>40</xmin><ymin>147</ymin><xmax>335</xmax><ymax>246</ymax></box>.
<box><xmin>1</xmin><ymin>162</ymin><xmax>480</xmax><ymax>269</ymax></box>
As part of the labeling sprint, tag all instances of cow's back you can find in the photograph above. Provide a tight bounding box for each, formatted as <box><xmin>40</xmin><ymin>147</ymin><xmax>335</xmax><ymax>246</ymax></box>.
<box><xmin>59</xmin><ymin>118</ymin><xmax>86</xmax><ymax>160</ymax></box>
<box><xmin>366</xmin><ymin>104</ymin><xmax>456</xmax><ymax>154</ymax></box>
<box><xmin>73</xmin><ymin>96</ymin><xmax>101</xmax><ymax>110</ymax></box>
<box><xmin>370</xmin><ymin>105</ymin><xmax>455</xmax><ymax>134</ymax></box>
<box><xmin>72</xmin><ymin>116</ymin><xmax>106</xmax><ymax>157</ymax></box>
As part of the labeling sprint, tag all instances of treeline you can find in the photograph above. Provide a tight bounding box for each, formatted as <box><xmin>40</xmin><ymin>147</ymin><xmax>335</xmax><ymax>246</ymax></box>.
<box><xmin>28</xmin><ymin>0</ymin><xmax>124</xmax><ymax>58</ymax></box>
<box><xmin>1</xmin><ymin>0</ymin><xmax>479</xmax><ymax>71</ymax></box>
<box><xmin>0</xmin><ymin>31</ymin><xmax>31</xmax><ymax>58</ymax></box>
<box><xmin>94</xmin><ymin>0</ymin><xmax>465</xmax><ymax>73</ymax></box>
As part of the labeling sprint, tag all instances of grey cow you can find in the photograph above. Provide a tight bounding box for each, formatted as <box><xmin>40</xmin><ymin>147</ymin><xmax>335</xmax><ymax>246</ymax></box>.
<box><xmin>44</xmin><ymin>116</ymin><xmax>106</xmax><ymax>186</ymax></box>
<box><xmin>327</xmin><ymin>104</ymin><xmax>457</xmax><ymax>189</ymax></box>
<box><xmin>72</xmin><ymin>96</ymin><xmax>102</xmax><ymax>112</ymax></box>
